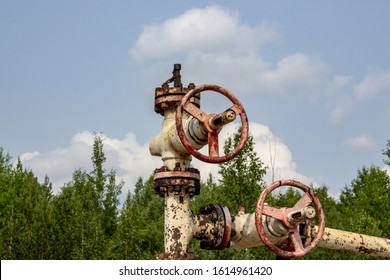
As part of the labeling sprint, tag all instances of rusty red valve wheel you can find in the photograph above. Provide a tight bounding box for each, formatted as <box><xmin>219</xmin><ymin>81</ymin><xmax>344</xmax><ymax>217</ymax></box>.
<box><xmin>176</xmin><ymin>84</ymin><xmax>249</xmax><ymax>163</ymax></box>
<box><xmin>255</xmin><ymin>180</ymin><xmax>325</xmax><ymax>258</ymax></box>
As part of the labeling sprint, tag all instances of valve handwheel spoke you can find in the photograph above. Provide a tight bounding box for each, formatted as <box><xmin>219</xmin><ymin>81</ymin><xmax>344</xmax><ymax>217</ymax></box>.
<box><xmin>183</xmin><ymin>102</ymin><xmax>207</xmax><ymax>123</ymax></box>
<box><xmin>290</xmin><ymin>228</ymin><xmax>305</xmax><ymax>251</ymax></box>
<box><xmin>208</xmin><ymin>131</ymin><xmax>220</xmax><ymax>157</ymax></box>
<box><xmin>263</xmin><ymin>204</ymin><xmax>285</xmax><ymax>220</ymax></box>
<box><xmin>292</xmin><ymin>192</ymin><xmax>312</xmax><ymax>211</ymax></box>
<box><xmin>176</xmin><ymin>84</ymin><xmax>249</xmax><ymax>163</ymax></box>
<box><xmin>255</xmin><ymin>179</ymin><xmax>325</xmax><ymax>258</ymax></box>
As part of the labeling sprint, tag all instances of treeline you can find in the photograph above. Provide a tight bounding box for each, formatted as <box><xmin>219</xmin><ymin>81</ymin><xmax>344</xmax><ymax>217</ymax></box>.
<box><xmin>0</xmin><ymin>134</ymin><xmax>389</xmax><ymax>260</ymax></box>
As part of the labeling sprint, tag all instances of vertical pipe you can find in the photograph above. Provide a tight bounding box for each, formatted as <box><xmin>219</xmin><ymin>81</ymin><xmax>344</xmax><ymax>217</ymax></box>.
<box><xmin>164</xmin><ymin>191</ymin><xmax>194</xmax><ymax>257</ymax></box>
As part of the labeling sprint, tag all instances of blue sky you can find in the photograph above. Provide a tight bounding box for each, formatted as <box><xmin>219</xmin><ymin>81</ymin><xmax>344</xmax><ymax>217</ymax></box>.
<box><xmin>1</xmin><ymin>0</ymin><xmax>390</xmax><ymax>198</ymax></box>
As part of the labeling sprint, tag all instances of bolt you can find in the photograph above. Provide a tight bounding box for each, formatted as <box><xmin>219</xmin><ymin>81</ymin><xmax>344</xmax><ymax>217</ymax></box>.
<box><xmin>174</xmin><ymin>162</ymin><xmax>181</xmax><ymax>171</ymax></box>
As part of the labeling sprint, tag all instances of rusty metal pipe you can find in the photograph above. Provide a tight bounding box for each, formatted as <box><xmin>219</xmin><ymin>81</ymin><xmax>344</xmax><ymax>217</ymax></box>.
<box><xmin>209</xmin><ymin>108</ymin><xmax>236</xmax><ymax>130</ymax></box>
<box><xmin>230</xmin><ymin>213</ymin><xmax>390</xmax><ymax>258</ymax></box>
<box><xmin>164</xmin><ymin>191</ymin><xmax>194</xmax><ymax>257</ymax></box>
<box><xmin>231</xmin><ymin>212</ymin><xmax>284</xmax><ymax>250</ymax></box>
<box><xmin>313</xmin><ymin>226</ymin><xmax>390</xmax><ymax>258</ymax></box>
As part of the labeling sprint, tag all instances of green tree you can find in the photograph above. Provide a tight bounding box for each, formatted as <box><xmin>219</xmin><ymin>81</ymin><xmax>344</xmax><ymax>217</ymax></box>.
<box><xmin>112</xmin><ymin>177</ymin><xmax>164</xmax><ymax>259</ymax></box>
<box><xmin>50</xmin><ymin>135</ymin><xmax>123</xmax><ymax>259</ymax></box>
<box><xmin>89</xmin><ymin>135</ymin><xmax>123</xmax><ymax>238</ymax></box>
<box><xmin>0</xmin><ymin>152</ymin><xmax>53</xmax><ymax>259</ymax></box>
<box><xmin>0</xmin><ymin>148</ymin><xmax>13</xmax><ymax>258</ymax></box>
<box><xmin>50</xmin><ymin>169</ymin><xmax>106</xmax><ymax>259</ymax></box>
<box><xmin>218</xmin><ymin>128</ymin><xmax>267</xmax><ymax>213</ymax></box>
<box><xmin>339</xmin><ymin>165</ymin><xmax>390</xmax><ymax>236</ymax></box>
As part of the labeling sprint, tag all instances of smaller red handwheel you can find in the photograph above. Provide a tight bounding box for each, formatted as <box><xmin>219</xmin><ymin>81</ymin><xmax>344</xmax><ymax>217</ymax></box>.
<box><xmin>255</xmin><ymin>180</ymin><xmax>325</xmax><ymax>258</ymax></box>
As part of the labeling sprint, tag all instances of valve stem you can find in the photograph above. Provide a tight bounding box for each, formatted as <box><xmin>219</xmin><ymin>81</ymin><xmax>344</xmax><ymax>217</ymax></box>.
<box><xmin>287</xmin><ymin>206</ymin><xmax>316</xmax><ymax>224</ymax></box>
<box><xmin>209</xmin><ymin>108</ymin><xmax>237</xmax><ymax>129</ymax></box>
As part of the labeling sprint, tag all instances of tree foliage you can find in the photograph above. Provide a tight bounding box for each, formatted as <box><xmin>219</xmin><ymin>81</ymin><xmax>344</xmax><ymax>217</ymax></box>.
<box><xmin>1</xmin><ymin>132</ymin><xmax>389</xmax><ymax>260</ymax></box>
<box><xmin>0</xmin><ymin>149</ymin><xmax>53</xmax><ymax>259</ymax></box>
<box><xmin>111</xmin><ymin>177</ymin><xmax>164</xmax><ymax>259</ymax></box>
<box><xmin>218</xmin><ymin>128</ymin><xmax>267</xmax><ymax>213</ymax></box>
<box><xmin>339</xmin><ymin>165</ymin><xmax>390</xmax><ymax>236</ymax></box>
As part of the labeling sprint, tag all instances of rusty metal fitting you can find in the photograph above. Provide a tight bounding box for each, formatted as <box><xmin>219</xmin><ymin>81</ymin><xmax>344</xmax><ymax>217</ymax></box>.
<box><xmin>154</xmin><ymin>85</ymin><xmax>199</xmax><ymax>115</ymax></box>
<box><xmin>197</xmin><ymin>204</ymin><xmax>234</xmax><ymax>250</ymax></box>
<box><xmin>209</xmin><ymin>108</ymin><xmax>237</xmax><ymax>130</ymax></box>
<box><xmin>153</xmin><ymin>165</ymin><xmax>201</xmax><ymax>198</ymax></box>
<box><xmin>154</xmin><ymin>64</ymin><xmax>199</xmax><ymax>115</ymax></box>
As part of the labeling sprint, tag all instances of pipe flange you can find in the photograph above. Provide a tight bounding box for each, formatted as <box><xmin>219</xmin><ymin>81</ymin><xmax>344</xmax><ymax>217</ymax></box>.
<box><xmin>199</xmin><ymin>204</ymin><xmax>233</xmax><ymax>250</ymax></box>
<box><xmin>154</xmin><ymin>64</ymin><xmax>200</xmax><ymax>115</ymax></box>
<box><xmin>153</xmin><ymin>166</ymin><xmax>201</xmax><ymax>197</ymax></box>
<box><xmin>154</xmin><ymin>84</ymin><xmax>199</xmax><ymax>115</ymax></box>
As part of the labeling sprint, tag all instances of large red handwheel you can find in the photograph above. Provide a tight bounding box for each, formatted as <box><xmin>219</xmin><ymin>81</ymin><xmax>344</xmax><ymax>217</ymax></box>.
<box><xmin>176</xmin><ymin>84</ymin><xmax>249</xmax><ymax>163</ymax></box>
<box><xmin>255</xmin><ymin>180</ymin><xmax>325</xmax><ymax>258</ymax></box>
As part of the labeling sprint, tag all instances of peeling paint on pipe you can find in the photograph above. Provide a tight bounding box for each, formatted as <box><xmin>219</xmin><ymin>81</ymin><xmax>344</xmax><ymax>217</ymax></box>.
<box><xmin>313</xmin><ymin>226</ymin><xmax>390</xmax><ymax>258</ymax></box>
<box><xmin>230</xmin><ymin>213</ymin><xmax>390</xmax><ymax>258</ymax></box>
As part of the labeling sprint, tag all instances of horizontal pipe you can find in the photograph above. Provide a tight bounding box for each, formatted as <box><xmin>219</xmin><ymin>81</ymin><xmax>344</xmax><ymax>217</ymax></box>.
<box><xmin>230</xmin><ymin>213</ymin><xmax>390</xmax><ymax>258</ymax></box>
<box><xmin>313</xmin><ymin>226</ymin><xmax>390</xmax><ymax>258</ymax></box>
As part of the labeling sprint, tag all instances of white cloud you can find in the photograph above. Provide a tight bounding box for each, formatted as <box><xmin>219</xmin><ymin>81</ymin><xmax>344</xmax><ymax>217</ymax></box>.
<box><xmin>130</xmin><ymin>5</ymin><xmax>278</xmax><ymax>61</ymax></box>
<box><xmin>343</xmin><ymin>134</ymin><xmax>377</xmax><ymax>151</ymax></box>
<box><xmin>19</xmin><ymin>131</ymin><xmax>161</xmax><ymax>194</ymax></box>
<box><xmin>19</xmin><ymin>132</ymin><xmax>94</xmax><ymax>191</ymax></box>
<box><xmin>260</xmin><ymin>53</ymin><xmax>328</xmax><ymax>96</ymax></box>
<box><xmin>333</xmin><ymin>75</ymin><xmax>353</xmax><ymax>88</ymax></box>
<box><xmin>330</xmin><ymin>103</ymin><xmax>346</xmax><ymax>123</ymax></box>
<box><xmin>185</xmin><ymin>51</ymin><xmax>328</xmax><ymax>97</ymax></box>
<box><xmin>354</xmin><ymin>71</ymin><xmax>390</xmax><ymax>100</ymax></box>
<box><xmin>329</xmin><ymin>71</ymin><xmax>390</xmax><ymax>123</ymax></box>
<box><xmin>328</xmin><ymin>75</ymin><xmax>354</xmax><ymax>123</ymax></box>
<box><xmin>251</xmin><ymin>123</ymin><xmax>313</xmax><ymax>184</ymax></box>
<box><xmin>20</xmin><ymin>123</ymin><xmax>314</xmax><ymax>195</ymax></box>
<box><xmin>130</xmin><ymin>5</ymin><xmax>329</xmax><ymax>100</ymax></box>
<box><xmin>330</xmin><ymin>97</ymin><xmax>354</xmax><ymax>123</ymax></box>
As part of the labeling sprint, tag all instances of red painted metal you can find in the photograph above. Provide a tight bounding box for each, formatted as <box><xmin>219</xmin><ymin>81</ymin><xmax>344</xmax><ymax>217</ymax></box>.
<box><xmin>255</xmin><ymin>180</ymin><xmax>326</xmax><ymax>258</ymax></box>
<box><xmin>219</xmin><ymin>205</ymin><xmax>232</xmax><ymax>249</ymax></box>
<box><xmin>176</xmin><ymin>84</ymin><xmax>249</xmax><ymax>163</ymax></box>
